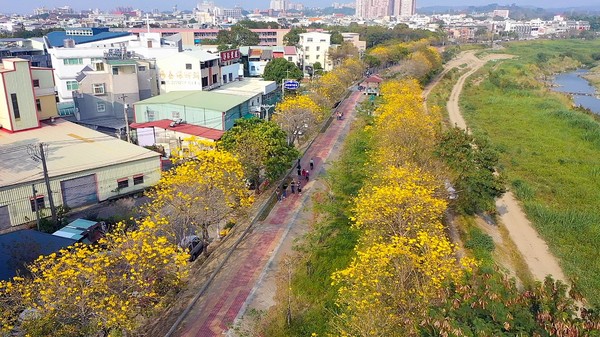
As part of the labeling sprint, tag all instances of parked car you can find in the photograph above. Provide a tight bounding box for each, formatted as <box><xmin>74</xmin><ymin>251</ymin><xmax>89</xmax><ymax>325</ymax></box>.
<box><xmin>179</xmin><ymin>235</ymin><xmax>204</xmax><ymax>262</ymax></box>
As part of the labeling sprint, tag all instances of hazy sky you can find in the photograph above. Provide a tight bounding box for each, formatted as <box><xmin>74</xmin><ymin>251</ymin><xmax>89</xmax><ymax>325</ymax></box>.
<box><xmin>5</xmin><ymin>0</ymin><xmax>600</xmax><ymax>15</ymax></box>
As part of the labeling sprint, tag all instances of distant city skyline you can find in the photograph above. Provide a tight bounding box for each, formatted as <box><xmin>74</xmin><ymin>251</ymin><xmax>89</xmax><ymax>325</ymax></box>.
<box><xmin>3</xmin><ymin>0</ymin><xmax>600</xmax><ymax>14</ymax></box>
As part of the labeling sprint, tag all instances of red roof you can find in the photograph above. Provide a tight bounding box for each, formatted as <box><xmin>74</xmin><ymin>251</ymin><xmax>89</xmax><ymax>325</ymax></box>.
<box><xmin>284</xmin><ymin>46</ymin><xmax>296</xmax><ymax>55</ymax></box>
<box><xmin>364</xmin><ymin>75</ymin><xmax>383</xmax><ymax>83</ymax></box>
<box><xmin>130</xmin><ymin>120</ymin><xmax>224</xmax><ymax>140</ymax></box>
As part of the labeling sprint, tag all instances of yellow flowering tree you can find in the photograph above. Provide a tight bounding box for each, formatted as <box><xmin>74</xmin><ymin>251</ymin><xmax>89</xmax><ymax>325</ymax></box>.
<box><xmin>0</xmin><ymin>219</ymin><xmax>188</xmax><ymax>336</ymax></box>
<box><xmin>274</xmin><ymin>95</ymin><xmax>323</xmax><ymax>146</ymax></box>
<box><xmin>352</xmin><ymin>165</ymin><xmax>447</xmax><ymax>238</ymax></box>
<box><xmin>331</xmin><ymin>232</ymin><xmax>470</xmax><ymax>337</ymax></box>
<box><xmin>145</xmin><ymin>139</ymin><xmax>252</xmax><ymax>245</ymax></box>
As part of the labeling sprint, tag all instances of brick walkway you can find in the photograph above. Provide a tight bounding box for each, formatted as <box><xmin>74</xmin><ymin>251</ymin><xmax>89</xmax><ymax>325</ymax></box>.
<box><xmin>176</xmin><ymin>91</ymin><xmax>363</xmax><ymax>337</ymax></box>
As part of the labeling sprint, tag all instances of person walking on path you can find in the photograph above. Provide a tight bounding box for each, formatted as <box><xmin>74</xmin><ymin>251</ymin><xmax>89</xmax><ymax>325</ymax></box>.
<box><xmin>297</xmin><ymin>180</ymin><xmax>302</xmax><ymax>194</ymax></box>
<box><xmin>290</xmin><ymin>180</ymin><xmax>296</xmax><ymax>194</ymax></box>
<box><xmin>282</xmin><ymin>182</ymin><xmax>288</xmax><ymax>198</ymax></box>
<box><xmin>276</xmin><ymin>189</ymin><xmax>281</xmax><ymax>202</ymax></box>
<box><xmin>309</xmin><ymin>158</ymin><xmax>314</xmax><ymax>170</ymax></box>
<box><xmin>305</xmin><ymin>170</ymin><xmax>310</xmax><ymax>182</ymax></box>
<box><xmin>297</xmin><ymin>167</ymin><xmax>301</xmax><ymax>176</ymax></box>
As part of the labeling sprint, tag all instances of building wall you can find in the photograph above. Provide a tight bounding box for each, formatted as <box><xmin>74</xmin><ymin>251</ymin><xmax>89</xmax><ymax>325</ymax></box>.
<box><xmin>135</xmin><ymin>103</ymin><xmax>226</xmax><ymax>130</ymax></box>
<box><xmin>298</xmin><ymin>32</ymin><xmax>332</xmax><ymax>72</ymax></box>
<box><xmin>0</xmin><ymin>156</ymin><xmax>160</xmax><ymax>229</ymax></box>
<box><xmin>0</xmin><ymin>59</ymin><xmax>38</xmax><ymax>131</ymax></box>
<box><xmin>156</xmin><ymin>53</ymin><xmax>222</xmax><ymax>93</ymax></box>
<box><xmin>37</xmin><ymin>95</ymin><xmax>58</xmax><ymax>120</ymax></box>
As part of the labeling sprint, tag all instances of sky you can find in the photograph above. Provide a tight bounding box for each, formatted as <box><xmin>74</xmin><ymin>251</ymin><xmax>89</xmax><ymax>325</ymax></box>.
<box><xmin>4</xmin><ymin>0</ymin><xmax>600</xmax><ymax>15</ymax></box>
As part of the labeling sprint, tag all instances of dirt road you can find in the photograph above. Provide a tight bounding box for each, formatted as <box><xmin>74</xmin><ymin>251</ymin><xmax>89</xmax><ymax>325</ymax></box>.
<box><xmin>432</xmin><ymin>51</ymin><xmax>568</xmax><ymax>284</ymax></box>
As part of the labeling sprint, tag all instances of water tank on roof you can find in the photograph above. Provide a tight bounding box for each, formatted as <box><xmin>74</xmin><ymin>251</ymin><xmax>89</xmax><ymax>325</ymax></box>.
<box><xmin>63</xmin><ymin>39</ymin><xmax>75</xmax><ymax>48</ymax></box>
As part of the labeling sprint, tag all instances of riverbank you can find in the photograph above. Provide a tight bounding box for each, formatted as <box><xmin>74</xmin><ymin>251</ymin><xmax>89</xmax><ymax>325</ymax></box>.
<box><xmin>459</xmin><ymin>40</ymin><xmax>600</xmax><ymax>307</ymax></box>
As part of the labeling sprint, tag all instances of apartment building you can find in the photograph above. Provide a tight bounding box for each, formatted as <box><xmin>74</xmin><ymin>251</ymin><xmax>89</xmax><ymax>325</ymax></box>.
<box><xmin>298</xmin><ymin>32</ymin><xmax>332</xmax><ymax>72</ymax></box>
<box><xmin>156</xmin><ymin>50</ymin><xmax>223</xmax><ymax>93</ymax></box>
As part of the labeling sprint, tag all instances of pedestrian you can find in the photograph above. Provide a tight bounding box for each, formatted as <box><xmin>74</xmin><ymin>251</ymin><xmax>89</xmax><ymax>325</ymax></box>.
<box><xmin>276</xmin><ymin>189</ymin><xmax>281</xmax><ymax>202</ymax></box>
<box><xmin>305</xmin><ymin>170</ymin><xmax>309</xmax><ymax>182</ymax></box>
<box><xmin>297</xmin><ymin>167</ymin><xmax>301</xmax><ymax>176</ymax></box>
<box><xmin>297</xmin><ymin>180</ymin><xmax>302</xmax><ymax>194</ymax></box>
<box><xmin>297</xmin><ymin>158</ymin><xmax>301</xmax><ymax>168</ymax></box>
<box><xmin>309</xmin><ymin>158</ymin><xmax>314</xmax><ymax>170</ymax></box>
<box><xmin>290</xmin><ymin>180</ymin><xmax>296</xmax><ymax>194</ymax></box>
<box><xmin>301</xmin><ymin>169</ymin><xmax>306</xmax><ymax>178</ymax></box>
<box><xmin>282</xmin><ymin>182</ymin><xmax>288</xmax><ymax>198</ymax></box>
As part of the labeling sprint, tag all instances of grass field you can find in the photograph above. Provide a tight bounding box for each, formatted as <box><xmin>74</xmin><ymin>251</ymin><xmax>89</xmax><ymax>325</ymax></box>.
<box><xmin>460</xmin><ymin>39</ymin><xmax>600</xmax><ymax>307</ymax></box>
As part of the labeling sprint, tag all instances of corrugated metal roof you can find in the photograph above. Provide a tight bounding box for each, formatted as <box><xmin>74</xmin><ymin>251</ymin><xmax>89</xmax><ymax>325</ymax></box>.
<box><xmin>45</xmin><ymin>31</ymin><xmax>131</xmax><ymax>48</ymax></box>
<box><xmin>0</xmin><ymin>119</ymin><xmax>160</xmax><ymax>188</ymax></box>
<box><xmin>135</xmin><ymin>90</ymin><xmax>247</xmax><ymax>112</ymax></box>
<box><xmin>130</xmin><ymin>120</ymin><xmax>224</xmax><ymax>140</ymax></box>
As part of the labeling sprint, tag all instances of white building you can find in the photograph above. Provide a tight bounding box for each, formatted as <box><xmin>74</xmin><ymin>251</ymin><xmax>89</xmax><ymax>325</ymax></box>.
<box><xmin>298</xmin><ymin>32</ymin><xmax>332</xmax><ymax>72</ymax></box>
<box><xmin>44</xmin><ymin>28</ymin><xmax>181</xmax><ymax>116</ymax></box>
<box><xmin>156</xmin><ymin>49</ymin><xmax>243</xmax><ymax>93</ymax></box>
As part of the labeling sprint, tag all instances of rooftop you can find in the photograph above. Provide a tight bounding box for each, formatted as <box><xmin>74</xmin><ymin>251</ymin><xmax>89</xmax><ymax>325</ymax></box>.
<box><xmin>0</xmin><ymin>119</ymin><xmax>159</xmax><ymax>188</ymax></box>
<box><xmin>45</xmin><ymin>30</ymin><xmax>131</xmax><ymax>48</ymax></box>
<box><xmin>0</xmin><ymin>229</ymin><xmax>76</xmax><ymax>280</ymax></box>
<box><xmin>213</xmin><ymin>77</ymin><xmax>277</xmax><ymax>96</ymax></box>
<box><xmin>135</xmin><ymin>90</ymin><xmax>248</xmax><ymax>112</ymax></box>
<box><xmin>130</xmin><ymin>120</ymin><xmax>225</xmax><ymax>141</ymax></box>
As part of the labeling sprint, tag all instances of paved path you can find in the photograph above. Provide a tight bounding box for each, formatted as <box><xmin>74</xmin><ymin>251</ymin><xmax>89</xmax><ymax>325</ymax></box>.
<box><xmin>174</xmin><ymin>91</ymin><xmax>364</xmax><ymax>337</ymax></box>
<box><xmin>441</xmin><ymin>51</ymin><xmax>567</xmax><ymax>284</ymax></box>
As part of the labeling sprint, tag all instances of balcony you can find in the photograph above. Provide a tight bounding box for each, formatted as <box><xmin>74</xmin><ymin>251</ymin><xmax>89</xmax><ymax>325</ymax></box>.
<box><xmin>34</xmin><ymin>86</ymin><xmax>56</xmax><ymax>97</ymax></box>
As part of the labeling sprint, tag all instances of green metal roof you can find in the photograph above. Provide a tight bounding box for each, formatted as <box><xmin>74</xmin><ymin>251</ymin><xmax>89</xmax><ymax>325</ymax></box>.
<box><xmin>136</xmin><ymin>91</ymin><xmax>248</xmax><ymax>112</ymax></box>
<box><xmin>106</xmin><ymin>59</ymin><xmax>137</xmax><ymax>65</ymax></box>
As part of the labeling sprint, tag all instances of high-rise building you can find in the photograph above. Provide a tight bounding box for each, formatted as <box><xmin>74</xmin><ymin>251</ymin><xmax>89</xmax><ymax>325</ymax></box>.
<box><xmin>269</xmin><ymin>0</ymin><xmax>287</xmax><ymax>11</ymax></box>
<box><xmin>392</xmin><ymin>0</ymin><xmax>416</xmax><ymax>18</ymax></box>
<box><xmin>356</xmin><ymin>0</ymin><xmax>415</xmax><ymax>19</ymax></box>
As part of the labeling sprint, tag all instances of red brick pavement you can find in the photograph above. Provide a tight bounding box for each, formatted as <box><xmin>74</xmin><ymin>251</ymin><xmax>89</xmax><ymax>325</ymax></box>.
<box><xmin>176</xmin><ymin>91</ymin><xmax>363</xmax><ymax>337</ymax></box>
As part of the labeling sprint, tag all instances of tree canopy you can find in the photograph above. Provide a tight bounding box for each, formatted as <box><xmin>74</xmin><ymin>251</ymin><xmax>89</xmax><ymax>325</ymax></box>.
<box><xmin>219</xmin><ymin>118</ymin><xmax>298</xmax><ymax>193</ymax></box>
<box><xmin>283</xmin><ymin>27</ymin><xmax>306</xmax><ymax>46</ymax></box>
<box><xmin>262</xmin><ymin>57</ymin><xmax>303</xmax><ymax>84</ymax></box>
<box><xmin>215</xmin><ymin>24</ymin><xmax>260</xmax><ymax>48</ymax></box>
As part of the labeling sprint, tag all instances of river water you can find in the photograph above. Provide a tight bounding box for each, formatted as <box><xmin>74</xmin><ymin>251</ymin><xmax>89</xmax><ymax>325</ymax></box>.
<box><xmin>552</xmin><ymin>69</ymin><xmax>600</xmax><ymax>114</ymax></box>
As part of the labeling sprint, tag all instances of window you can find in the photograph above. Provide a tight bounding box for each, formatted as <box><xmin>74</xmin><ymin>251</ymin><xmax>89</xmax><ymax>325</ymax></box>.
<box><xmin>35</xmin><ymin>99</ymin><xmax>42</xmax><ymax>112</ymax></box>
<box><xmin>117</xmin><ymin>178</ymin><xmax>129</xmax><ymax>189</ymax></box>
<box><xmin>316</xmin><ymin>55</ymin><xmax>320</xmax><ymax>59</ymax></box>
<box><xmin>138</xmin><ymin>65</ymin><xmax>146</xmax><ymax>71</ymax></box>
<box><xmin>32</xmin><ymin>79</ymin><xmax>40</xmax><ymax>87</ymax></box>
<box><xmin>320</xmin><ymin>39</ymin><xmax>326</xmax><ymax>42</ymax></box>
<box><xmin>63</xmin><ymin>58</ymin><xmax>83</xmax><ymax>65</ymax></box>
<box><xmin>185</xmin><ymin>63</ymin><xmax>192</xmax><ymax>70</ymax></box>
<box><xmin>92</xmin><ymin>83</ymin><xmax>105</xmax><ymax>95</ymax></box>
<box><xmin>212</xmin><ymin>74</ymin><xmax>217</xmax><ymax>84</ymax></box>
<box><xmin>147</xmin><ymin>110</ymin><xmax>156</xmax><ymax>121</ymax></box>
<box><xmin>94</xmin><ymin>62</ymin><xmax>104</xmax><ymax>71</ymax></box>
<box><xmin>97</xmin><ymin>102</ymin><xmax>106</xmax><ymax>112</ymax></box>
<box><xmin>133</xmin><ymin>175</ymin><xmax>144</xmax><ymax>185</ymax></box>
<box><xmin>201</xmin><ymin>77</ymin><xmax>208</xmax><ymax>87</ymax></box>
<box><xmin>305</xmin><ymin>55</ymin><xmax>309</xmax><ymax>60</ymax></box>
<box><xmin>112</xmin><ymin>67</ymin><xmax>119</xmax><ymax>75</ymax></box>
<box><xmin>66</xmin><ymin>81</ymin><xmax>79</xmax><ymax>91</ymax></box>
<box><xmin>305</xmin><ymin>46</ymin><xmax>309</xmax><ymax>51</ymax></box>
<box><xmin>229</xmin><ymin>73</ymin><xmax>233</xmax><ymax>82</ymax></box>
<box><xmin>288</xmin><ymin>57</ymin><xmax>293</xmax><ymax>61</ymax></box>
<box><xmin>251</xmin><ymin>66</ymin><xmax>256</xmax><ymax>71</ymax></box>
<box><xmin>10</xmin><ymin>93</ymin><xmax>20</xmax><ymax>119</ymax></box>
<box><xmin>316</xmin><ymin>46</ymin><xmax>320</xmax><ymax>51</ymax></box>
<box><xmin>223</xmin><ymin>74</ymin><xmax>227</xmax><ymax>83</ymax></box>
<box><xmin>30</xmin><ymin>196</ymin><xmax>45</xmax><ymax>211</ymax></box>
<box><xmin>307</xmin><ymin>38</ymin><xmax>313</xmax><ymax>42</ymax></box>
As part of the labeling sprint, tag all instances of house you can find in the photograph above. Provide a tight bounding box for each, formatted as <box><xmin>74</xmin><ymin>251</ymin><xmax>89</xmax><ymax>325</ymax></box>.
<box><xmin>0</xmin><ymin>58</ymin><xmax>58</xmax><ymax>132</ymax></box>
<box><xmin>341</xmin><ymin>33</ymin><xmax>367</xmax><ymax>53</ymax></box>
<box><xmin>298</xmin><ymin>32</ymin><xmax>332</xmax><ymax>73</ymax></box>
<box><xmin>44</xmin><ymin>28</ymin><xmax>181</xmax><ymax>115</ymax></box>
<box><xmin>0</xmin><ymin>230</ymin><xmax>76</xmax><ymax>280</ymax></box>
<box><xmin>133</xmin><ymin>90</ymin><xmax>250</xmax><ymax>131</ymax></box>
<box><xmin>213</xmin><ymin>77</ymin><xmax>278</xmax><ymax>117</ymax></box>
<box><xmin>70</xmin><ymin>56</ymin><xmax>159</xmax><ymax>136</ymax></box>
<box><xmin>0</xmin><ymin>119</ymin><xmax>162</xmax><ymax>230</ymax></box>
<box><xmin>156</xmin><ymin>50</ymin><xmax>223</xmax><ymax>93</ymax></box>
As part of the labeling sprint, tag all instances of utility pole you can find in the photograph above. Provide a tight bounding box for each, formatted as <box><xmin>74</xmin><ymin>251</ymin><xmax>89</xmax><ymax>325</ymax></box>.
<box><xmin>281</xmin><ymin>69</ymin><xmax>291</xmax><ymax>100</ymax></box>
<box><xmin>118</xmin><ymin>94</ymin><xmax>131</xmax><ymax>143</ymax></box>
<box><xmin>27</xmin><ymin>143</ymin><xmax>56</xmax><ymax>222</ymax></box>
<box><xmin>31</xmin><ymin>184</ymin><xmax>40</xmax><ymax>231</ymax></box>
